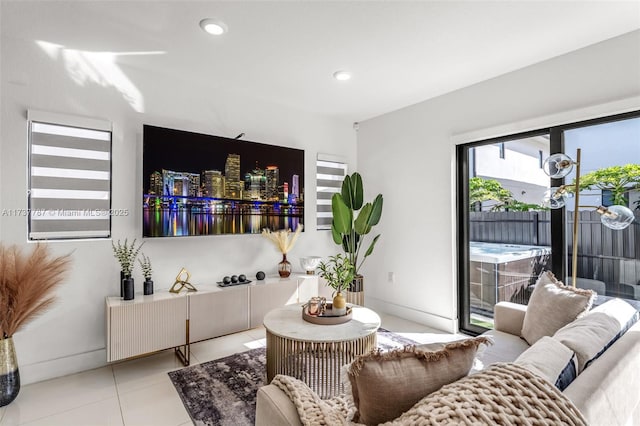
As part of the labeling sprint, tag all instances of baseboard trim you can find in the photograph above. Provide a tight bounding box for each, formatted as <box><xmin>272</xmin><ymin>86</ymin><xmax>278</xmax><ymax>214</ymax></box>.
<box><xmin>366</xmin><ymin>297</ymin><xmax>458</xmax><ymax>333</ymax></box>
<box><xmin>20</xmin><ymin>348</ymin><xmax>107</xmax><ymax>385</ymax></box>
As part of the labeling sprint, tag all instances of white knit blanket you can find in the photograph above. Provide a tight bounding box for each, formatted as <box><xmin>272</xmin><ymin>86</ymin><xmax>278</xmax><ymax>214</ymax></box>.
<box><xmin>271</xmin><ymin>363</ymin><xmax>587</xmax><ymax>426</ymax></box>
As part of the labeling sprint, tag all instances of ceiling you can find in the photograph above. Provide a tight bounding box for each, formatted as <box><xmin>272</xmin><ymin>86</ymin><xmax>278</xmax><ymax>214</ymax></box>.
<box><xmin>2</xmin><ymin>1</ymin><xmax>640</xmax><ymax>122</ymax></box>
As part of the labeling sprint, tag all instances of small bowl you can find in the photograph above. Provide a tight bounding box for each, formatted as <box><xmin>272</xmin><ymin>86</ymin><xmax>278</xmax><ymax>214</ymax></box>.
<box><xmin>300</xmin><ymin>256</ymin><xmax>322</xmax><ymax>275</ymax></box>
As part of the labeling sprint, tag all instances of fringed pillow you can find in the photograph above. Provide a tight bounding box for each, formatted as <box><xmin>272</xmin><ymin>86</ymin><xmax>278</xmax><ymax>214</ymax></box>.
<box><xmin>344</xmin><ymin>336</ymin><xmax>491</xmax><ymax>426</ymax></box>
<box><xmin>521</xmin><ymin>271</ymin><xmax>595</xmax><ymax>345</ymax></box>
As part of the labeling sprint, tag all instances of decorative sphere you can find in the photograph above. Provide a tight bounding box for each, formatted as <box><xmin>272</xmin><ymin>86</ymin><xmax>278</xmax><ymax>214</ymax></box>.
<box><xmin>231</xmin><ymin>275</ymin><xmax>238</xmax><ymax>283</ymax></box>
<box><xmin>256</xmin><ymin>271</ymin><xmax>266</xmax><ymax>280</ymax></box>
<box><xmin>543</xmin><ymin>153</ymin><xmax>574</xmax><ymax>179</ymax></box>
<box><xmin>600</xmin><ymin>205</ymin><xmax>635</xmax><ymax>230</ymax></box>
<box><xmin>239</xmin><ymin>274</ymin><xmax>247</xmax><ymax>282</ymax></box>
<box><xmin>541</xmin><ymin>187</ymin><xmax>568</xmax><ymax>209</ymax></box>
<box><xmin>222</xmin><ymin>276</ymin><xmax>231</xmax><ymax>284</ymax></box>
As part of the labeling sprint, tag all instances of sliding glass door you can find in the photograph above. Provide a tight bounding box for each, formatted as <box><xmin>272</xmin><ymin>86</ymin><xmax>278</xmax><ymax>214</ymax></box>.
<box><xmin>458</xmin><ymin>132</ymin><xmax>552</xmax><ymax>333</ymax></box>
<box><xmin>562</xmin><ymin>116</ymin><xmax>640</xmax><ymax>300</ymax></box>
<box><xmin>458</xmin><ymin>111</ymin><xmax>640</xmax><ymax>335</ymax></box>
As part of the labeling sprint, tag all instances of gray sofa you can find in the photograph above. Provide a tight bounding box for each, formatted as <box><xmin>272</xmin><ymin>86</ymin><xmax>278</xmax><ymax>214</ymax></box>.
<box><xmin>256</xmin><ymin>301</ymin><xmax>640</xmax><ymax>425</ymax></box>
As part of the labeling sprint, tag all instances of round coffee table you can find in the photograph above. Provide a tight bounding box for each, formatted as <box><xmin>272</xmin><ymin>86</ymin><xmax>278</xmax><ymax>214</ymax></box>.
<box><xmin>264</xmin><ymin>304</ymin><xmax>381</xmax><ymax>398</ymax></box>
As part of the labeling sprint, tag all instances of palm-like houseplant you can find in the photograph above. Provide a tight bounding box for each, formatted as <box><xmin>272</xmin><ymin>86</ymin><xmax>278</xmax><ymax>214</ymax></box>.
<box><xmin>0</xmin><ymin>243</ymin><xmax>71</xmax><ymax>406</ymax></box>
<box><xmin>331</xmin><ymin>172</ymin><xmax>383</xmax><ymax>295</ymax></box>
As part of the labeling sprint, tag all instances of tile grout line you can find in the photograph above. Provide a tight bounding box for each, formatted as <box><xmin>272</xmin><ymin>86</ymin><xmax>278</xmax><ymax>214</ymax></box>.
<box><xmin>112</xmin><ymin>364</ymin><xmax>126</xmax><ymax>426</ymax></box>
<box><xmin>7</xmin><ymin>366</ymin><xmax>123</xmax><ymax>426</ymax></box>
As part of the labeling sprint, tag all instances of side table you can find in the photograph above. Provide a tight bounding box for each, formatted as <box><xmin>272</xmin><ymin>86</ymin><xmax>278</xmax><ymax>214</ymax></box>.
<box><xmin>264</xmin><ymin>304</ymin><xmax>381</xmax><ymax>398</ymax></box>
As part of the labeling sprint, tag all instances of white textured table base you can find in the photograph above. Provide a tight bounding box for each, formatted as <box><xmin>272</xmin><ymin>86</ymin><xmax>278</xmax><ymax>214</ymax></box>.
<box><xmin>264</xmin><ymin>304</ymin><xmax>380</xmax><ymax>398</ymax></box>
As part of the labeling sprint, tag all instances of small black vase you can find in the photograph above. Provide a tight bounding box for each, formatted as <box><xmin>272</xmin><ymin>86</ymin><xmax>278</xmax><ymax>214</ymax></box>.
<box><xmin>120</xmin><ymin>270</ymin><xmax>125</xmax><ymax>297</ymax></box>
<box><xmin>143</xmin><ymin>279</ymin><xmax>154</xmax><ymax>295</ymax></box>
<box><xmin>123</xmin><ymin>276</ymin><xmax>134</xmax><ymax>300</ymax></box>
<box><xmin>0</xmin><ymin>337</ymin><xmax>20</xmax><ymax>407</ymax></box>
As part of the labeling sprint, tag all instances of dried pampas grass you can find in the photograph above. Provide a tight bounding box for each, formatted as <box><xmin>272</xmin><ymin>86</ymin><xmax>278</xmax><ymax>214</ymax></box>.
<box><xmin>261</xmin><ymin>224</ymin><xmax>304</xmax><ymax>254</ymax></box>
<box><xmin>0</xmin><ymin>244</ymin><xmax>72</xmax><ymax>338</ymax></box>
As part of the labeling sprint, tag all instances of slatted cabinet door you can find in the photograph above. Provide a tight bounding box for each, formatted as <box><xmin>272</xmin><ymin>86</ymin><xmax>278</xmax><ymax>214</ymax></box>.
<box><xmin>106</xmin><ymin>294</ymin><xmax>188</xmax><ymax>362</ymax></box>
<box><xmin>249</xmin><ymin>278</ymin><xmax>299</xmax><ymax>328</ymax></box>
<box><xmin>188</xmin><ymin>286</ymin><xmax>250</xmax><ymax>343</ymax></box>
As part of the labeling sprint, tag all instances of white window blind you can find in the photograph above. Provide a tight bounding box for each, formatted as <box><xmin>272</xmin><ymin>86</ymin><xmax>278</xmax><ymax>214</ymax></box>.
<box><xmin>28</xmin><ymin>111</ymin><xmax>112</xmax><ymax>240</ymax></box>
<box><xmin>316</xmin><ymin>156</ymin><xmax>347</xmax><ymax>230</ymax></box>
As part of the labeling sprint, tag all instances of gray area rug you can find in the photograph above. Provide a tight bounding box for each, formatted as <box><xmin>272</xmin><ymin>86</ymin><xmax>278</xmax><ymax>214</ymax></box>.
<box><xmin>168</xmin><ymin>328</ymin><xmax>417</xmax><ymax>426</ymax></box>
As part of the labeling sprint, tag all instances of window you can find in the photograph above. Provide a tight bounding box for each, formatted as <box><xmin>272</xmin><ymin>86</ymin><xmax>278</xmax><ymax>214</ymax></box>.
<box><xmin>538</xmin><ymin>150</ymin><xmax>544</xmax><ymax>168</ymax></box>
<box><xmin>28</xmin><ymin>110</ymin><xmax>112</xmax><ymax>240</ymax></box>
<box><xmin>602</xmin><ymin>189</ymin><xmax>616</xmax><ymax>207</ymax></box>
<box><xmin>316</xmin><ymin>155</ymin><xmax>347</xmax><ymax>230</ymax></box>
<box><xmin>499</xmin><ymin>143</ymin><xmax>505</xmax><ymax>159</ymax></box>
<box><xmin>457</xmin><ymin>110</ymin><xmax>640</xmax><ymax>335</ymax></box>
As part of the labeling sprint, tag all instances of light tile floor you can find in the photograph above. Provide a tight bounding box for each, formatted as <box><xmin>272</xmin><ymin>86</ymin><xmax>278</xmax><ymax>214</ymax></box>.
<box><xmin>0</xmin><ymin>313</ymin><xmax>455</xmax><ymax>426</ymax></box>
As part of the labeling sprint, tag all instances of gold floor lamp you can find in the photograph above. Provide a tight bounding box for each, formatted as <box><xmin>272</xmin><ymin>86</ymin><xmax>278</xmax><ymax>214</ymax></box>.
<box><xmin>542</xmin><ymin>149</ymin><xmax>635</xmax><ymax>287</ymax></box>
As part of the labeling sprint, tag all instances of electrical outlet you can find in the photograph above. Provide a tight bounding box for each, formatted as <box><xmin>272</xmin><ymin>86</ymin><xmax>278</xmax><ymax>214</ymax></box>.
<box><xmin>388</xmin><ymin>272</ymin><xmax>395</xmax><ymax>282</ymax></box>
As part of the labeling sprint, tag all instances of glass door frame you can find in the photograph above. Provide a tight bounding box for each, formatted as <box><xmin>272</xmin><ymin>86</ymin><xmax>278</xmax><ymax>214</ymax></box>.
<box><xmin>457</xmin><ymin>110</ymin><xmax>640</xmax><ymax>335</ymax></box>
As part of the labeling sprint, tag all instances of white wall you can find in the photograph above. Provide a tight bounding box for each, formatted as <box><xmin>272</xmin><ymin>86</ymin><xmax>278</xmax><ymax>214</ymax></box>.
<box><xmin>357</xmin><ymin>31</ymin><xmax>640</xmax><ymax>332</ymax></box>
<box><xmin>1</xmin><ymin>34</ymin><xmax>356</xmax><ymax>384</ymax></box>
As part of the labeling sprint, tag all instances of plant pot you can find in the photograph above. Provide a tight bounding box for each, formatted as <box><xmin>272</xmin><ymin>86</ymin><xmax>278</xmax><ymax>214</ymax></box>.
<box><xmin>347</xmin><ymin>275</ymin><xmax>365</xmax><ymax>305</ymax></box>
<box><xmin>123</xmin><ymin>276</ymin><xmax>134</xmax><ymax>300</ymax></box>
<box><xmin>332</xmin><ymin>292</ymin><xmax>347</xmax><ymax>316</ymax></box>
<box><xmin>120</xmin><ymin>270</ymin><xmax>125</xmax><ymax>297</ymax></box>
<box><xmin>143</xmin><ymin>279</ymin><xmax>154</xmax><ymax>295</ymax></box>
<box><xmin>0</xmin><ymin>337</ymin><xmax>20</xmax><ymax>407</ymax></box>
<box><xmin>349</xmin><ymin>274</ymin><xmax>364</xmax><ymax>292</ymax></box>
<box><xmin>278</xmin><ymin>254</ymin><xmax>291</xmax><ymax>278</ymax></box>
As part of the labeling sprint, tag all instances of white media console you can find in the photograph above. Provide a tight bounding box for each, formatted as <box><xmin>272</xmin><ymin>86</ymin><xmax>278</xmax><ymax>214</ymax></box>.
<box><xmin>105</xmin><ymin>274</ymin><xmax>329</xmax><ymax>365</ymax></box>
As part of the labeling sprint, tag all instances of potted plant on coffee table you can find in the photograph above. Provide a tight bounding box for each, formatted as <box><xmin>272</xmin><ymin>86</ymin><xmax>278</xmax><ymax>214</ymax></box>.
<box><xmin>318</xmin><ymin>254</ymin><xmax>355</xmax><ymax>316</ymax></box>
<box><xmin>331</xmin><ymin>172</ymin><xmax>383</xmax><ymax>304</ymax></box>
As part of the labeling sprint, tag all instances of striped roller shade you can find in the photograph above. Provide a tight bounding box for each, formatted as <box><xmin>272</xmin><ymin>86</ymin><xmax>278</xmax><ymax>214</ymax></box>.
<box><xmin>29</xmin><ymin>115</ymin><xmax>112</xmax><ymax>240</ymax></box>
<box><xmin>316</xmin><ymin>157</ymin><xmax>347</xmax><ymax>230</ymax></box>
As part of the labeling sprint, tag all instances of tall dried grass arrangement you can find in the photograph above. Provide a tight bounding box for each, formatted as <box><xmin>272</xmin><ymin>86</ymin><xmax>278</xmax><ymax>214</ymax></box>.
<box><xmin>261</xmin><ymin>224</ymin><xmax>303</xmax><ymax>254</ymax></box>
<box><xmin>0</xmin><ymin>244</ymin><xmax>71</xmax><ymax>338</ymax></box>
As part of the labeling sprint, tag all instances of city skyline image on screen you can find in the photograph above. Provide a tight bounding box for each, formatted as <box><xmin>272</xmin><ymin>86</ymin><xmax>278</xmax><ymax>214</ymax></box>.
<box><xmin>142</xmin><ymin>125</ymin><xmax>304</xmax><ymax>237</ymax></box>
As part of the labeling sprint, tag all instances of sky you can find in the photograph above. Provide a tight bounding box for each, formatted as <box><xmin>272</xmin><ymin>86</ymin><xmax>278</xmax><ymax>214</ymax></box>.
<box><xmin>142</xmin><ymin>125</ymin><xmax>305</xmax><ymax>194</ymax></box>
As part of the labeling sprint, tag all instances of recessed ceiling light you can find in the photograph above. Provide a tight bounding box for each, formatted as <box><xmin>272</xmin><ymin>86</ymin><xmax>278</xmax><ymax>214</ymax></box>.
<box><xmin>333</xmin><ymin>70</ymin><xmax>352</xmax><ymax>81</ymax></box>
<box><xmin>199</xmin><ymin>19</ymin><xmax>228</xmax><ymax>36</ymax></box>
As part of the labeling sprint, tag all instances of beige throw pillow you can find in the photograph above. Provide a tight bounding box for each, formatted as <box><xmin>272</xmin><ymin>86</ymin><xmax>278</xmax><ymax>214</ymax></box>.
<box><xmin>345</xmin><ymin>336</ymin><xmax>491</xmax><ymax>426</ymax></box>
<box><xmin>521</xmin><ymin>271</ymin><xmax>595</xmax><ymax>345</ymax></box>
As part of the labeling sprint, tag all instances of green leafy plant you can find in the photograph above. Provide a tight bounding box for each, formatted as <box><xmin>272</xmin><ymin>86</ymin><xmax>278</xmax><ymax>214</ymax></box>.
<box><xmin>469</xmin><ymin>177</ymin><xmax>512</xmax><ymax>208</ymax></box>
<box><xmin>574</xmin><ymin>164</ymin><xmax>640</xmax><ymax>206</ymax></box>
<box><xmin>112</xmin><ymin>239</ymin><xmax>144</xmax><ymax>277</ymax></box>
<box><xmin>501</xmin><ymin>199</ymin><xmax>548</xmax><ymax>212</ymax></box>
<box><xmin>318</xmin><ymin>254</ymin><xmax>355</xmax><ymax>295</ymax></box>
<box><xmin>138</xmin><ymin>253</ymin><xmax>152</xmax><ymax>280</ymax></box>
<box><xmin>469</xmin><ymin>177</ymin><xmax>546</xmax><ymax>212</ymax></box>
<box><xmin>331</xmin><ymin>172</ymin><xmax>383</xmax><ymax>274</ymax></box>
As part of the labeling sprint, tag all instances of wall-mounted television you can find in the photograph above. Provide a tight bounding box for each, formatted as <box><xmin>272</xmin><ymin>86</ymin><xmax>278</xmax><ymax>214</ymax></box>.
<box><xmin>143</xmin><ymin>125</ymin><xmax>304</xmax><ymax>237</ymax></box>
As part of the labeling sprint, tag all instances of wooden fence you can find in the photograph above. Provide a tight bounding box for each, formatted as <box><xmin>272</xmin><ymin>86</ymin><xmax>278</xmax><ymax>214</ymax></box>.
<box><xmin>469</xmin><ymin>210</ymin><xmax>640</xmax><ymax>290</ymax></box>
